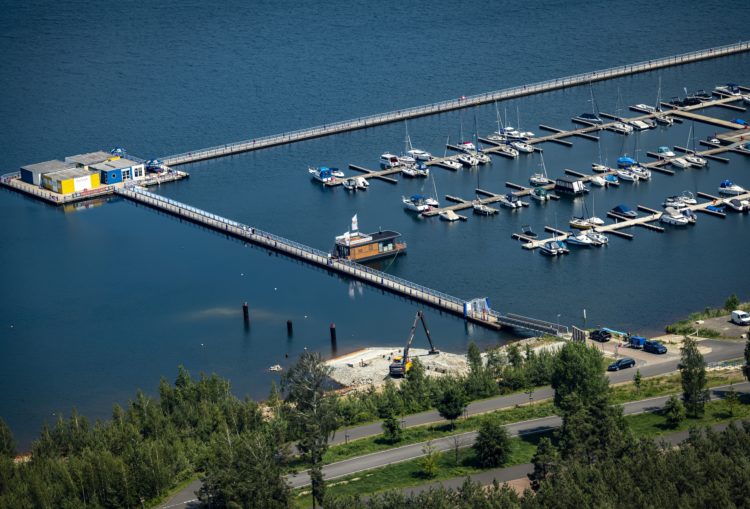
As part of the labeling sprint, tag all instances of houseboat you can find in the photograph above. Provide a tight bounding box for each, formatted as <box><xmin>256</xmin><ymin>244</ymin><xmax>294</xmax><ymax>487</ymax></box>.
<box><xmin>333</xmin><ymin>215</ymin><xmax>407</xmax><ymax>262</ymax></box>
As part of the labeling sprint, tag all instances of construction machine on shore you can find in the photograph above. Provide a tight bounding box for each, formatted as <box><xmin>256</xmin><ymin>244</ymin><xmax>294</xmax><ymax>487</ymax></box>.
<box><xmin>389</xmin><ymin>310</ymin><xmax>439</xmax><ymax>377</ymax></box>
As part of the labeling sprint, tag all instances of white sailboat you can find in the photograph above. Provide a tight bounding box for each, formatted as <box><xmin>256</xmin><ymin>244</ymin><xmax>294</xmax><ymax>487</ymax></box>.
<box><xmin>683</xmin><ymin>123</ymin><xmax>707</xmax><ymax>167</ymax></box>
<box><xmin>529</xmin><ymin>153</ymin><xmax>552</xmax><ymax>186</ymax></box>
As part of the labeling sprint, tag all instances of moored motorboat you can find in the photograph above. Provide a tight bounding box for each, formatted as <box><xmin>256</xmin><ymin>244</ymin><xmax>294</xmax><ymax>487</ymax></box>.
<box><xmin>655</xmin><ymin>115</ymin><xmax>674</xmax><ymax>126</ymax></box>
<box><xmin>616</xmin><ymin>168</ymin><xmax>638</xmax><ymax>182</ymax></box>
<box><xmin>609</xmin><ymin>122</ymin><xmax>633</xmax><ymax>134</ymax></box>
<box><xmin>511</xmin><ymin>141</ymin><xmax>534</xmax><ymax>153</ymax></box>
<box><xmin>402</xmin><ymin>194</ymin><xmax>431</xmax><ymax>212</ymax></box>
<box><xmin>604</xmin><ymin>174</ymin><xmax>620</xmax><ymax>186</ymax></box>
<box><xmin>671</xmin><ymin>157</ymin><xmax>690</xmax><ymax>169</ymax></box>
<box><xmin>539</xmin><ymin>240</ymin><xmax>562</xmax><ymax>256</ymax></box>
<box><xmin>718</xmin><ymin>180</ymin><xmax>746</xmax><ymax>195</ymax></box>
<box><xmin>589</xmin><ymin>176</ymin><xmax>606</xmax><ymax>187</ymax></box>
<box><xmin>496</xmin><ymin>145</ymin><xmax>519</xmax><ymax>158</ymax></box>
<box><xmin>458</xmin><ymin>154</ymin><xmax>479</xmax><ymax>167</ymax></box>
<box><xmin>521</xmin><ymin>225</ymin><xmax>538</xmax><ymax>238</ymax></box>
<box><xmin>380</xmin><ymin>153</ymin><xmax>400</xmax><ymax>168</ymax></box>
<box><xmin>457</xmin><ymin>141</ymin><xmax>477</xmax><ymax>153</ymax></box>
<box><xmin>723</xmin><ymin>198</ymin><xmax>746</xmax><ymax>212</ymax></box>
<box><xmin>355</xmin><ymin>176</ymin><xmax>369</xmax><ymax>190</ymax></box>
<box><xmin>566</xmin><ymin>231</ymin><xmax>595</xmax><ymax>247</ymax></box>
<box><xmin>680</xmin><ymin>191</ymin><xmax>697</xmax><ymax>205</ymax></box>
<box><xmin>530</xmin><ymin>187</ymin><xmax>549</xmax><ymax>202</ymax></box>
<box><xmin>398</xmin><ymin>154</ymin><xmax>416</xmax><ymax>166</ymax></box>
<box><xmin>343</xmin><ymin>177</ymin><xmax>357</xmax><ymax>191</ymax></box>
<box><xmin>660</xmin><ymin>207</ymin><xmax>690</xmax><ymax>226</ymax></box>
<box><xmin>439</xmin><ymin>210</ymin><xmax>461</xmax><ymax>222</ymax></box>
<box><xmin>592</xmin><ymin>163</ymin><xmax>613</xmax><ymax>173</ymax></box>
<box><xmin>610</xmin><ymin>204</ymin><xmax>637</xmax><ymax>218</ymax></box>
<box><xmin>585</xmin><ymin>231</ymin><xmax>609</xmax><ymax>246</ymax></box>
<box><xmin>309</xmin><ymin>166</ymin><xmax>335</xmax><ymax>183</ymax></box>
<box><xmin>662</xmin><ymin>195</ymin><xmax>687</xmax><ymax>208</ymax></box>
<box><xmin>472</xmin><ymin>200</ymin><xmax>498</xmax><ymax>215</ymax></box>
<box><xmin>474</xmin><ymin>152</ymin><xmax>491</xmax><ymax>164</ymax></box>
<box><xmin>441</xmin><ymin>158</ymin><xmax>463</xmax><ymax>170</ymax></box>
<box><xmin>630</xmin><ymin>165</ymin><xmax>651</xmax><ymax>180</ymax></box>
<box><xmin>401</xmin><ymin>165</ymin><xmax>419</xmax><ymax>178</ymax></box>
<box><xmin>656</xmin><ymin>146</ymin><xmax>675</xmax><ymax>158</ymax></box>
<box><xmin>498</xmin><ymin>193</ymin><xmax>522</xmax><ymax>208</ymax></box>
<box><xmin>407</xmin><ymin>148</ymin><xmax>433</xmax><ymax>161</ymax></box>
<box><xmin>684</xmin><ymin>155</ymin><xmax>707</xmax><ymax>167</ymax></box>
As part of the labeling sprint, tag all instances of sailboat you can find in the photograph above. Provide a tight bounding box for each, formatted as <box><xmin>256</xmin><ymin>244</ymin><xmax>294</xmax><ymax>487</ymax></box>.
<box><xmin>573</xmin><ymin>83</ymin><xmax>603</xmax><ymax>125</ymax></box>
<box><xmin>441</xmin><ymin>136</ymin><xmax>463</xmax><ymax>170</ymax></box>
<box><xmin>529</xmin><ymin>153</ymin><xmax>552</xmax><ymax>186</ymax></box>
<box><xmin>654</xmin><ymin>77</ymin><xmax>674</xmax><ymax>125</ymax></box>
<box><xmin>683</xmin><ymin>123</ymin><xmax>707</xmax><ymax>167</ymax></box>
<box><xmin>425</xmin><ymin>173</ymin><xmax>440</xmax><ymax>208</ymax></box>
<box><xmin>404</xmin><ymin>123</ymin><xmax>433</xmax><ymax>162</ymax></box>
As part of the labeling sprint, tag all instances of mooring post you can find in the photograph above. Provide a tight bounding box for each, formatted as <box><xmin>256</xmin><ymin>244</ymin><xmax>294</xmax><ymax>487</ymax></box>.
<box><xmin>329</xmin><ymin>323</ymin><xmax>337</xmax><ymax>344</ymax></box>
<box><xmin>287</xmin><ymin>320</ymin><xmax>293</xmax><ymax>337</ymax></box>
<box><xmin>242</xmin><ymin>302</ymin><xmax>249</xmax><ymax>323</ymax></box>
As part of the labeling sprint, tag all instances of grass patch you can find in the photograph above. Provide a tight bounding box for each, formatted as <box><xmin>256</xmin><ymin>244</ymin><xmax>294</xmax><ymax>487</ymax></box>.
<box><xmin>292</xmin><ymin>432</ymin><xmax>545</xmax><ymax>508</ymax></box>
<box><xmin>665</xmin><ymin>301</ymin><xmax>750</xmax><ymax>337</ymax></box>
<box><xmin>625</xmin><ymin>395</ymin><xmax>750</xmax><ymax>437</ymax></box>
<box><xmin>610</xmin><ymin>369</ymin><xmax>745</xmax><ymax>405</ymax></box>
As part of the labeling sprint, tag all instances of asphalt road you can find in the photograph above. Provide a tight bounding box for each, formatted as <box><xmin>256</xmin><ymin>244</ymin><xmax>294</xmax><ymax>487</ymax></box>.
<box><xmin>159</xmin><ymin>338</ymin><xmax>744</xmax><ymax>507</ymax></box>
<box><xmin>285</xmin><ymin>381</ymin><xmax>749</xmax><ymax>488</ymax></box>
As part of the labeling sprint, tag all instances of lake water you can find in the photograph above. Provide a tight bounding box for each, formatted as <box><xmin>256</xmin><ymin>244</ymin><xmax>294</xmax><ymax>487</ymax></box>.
<box><xmin>1</xmin><ymin>0</ymin><xmax>750</xmax><ymax>448</ymax></box>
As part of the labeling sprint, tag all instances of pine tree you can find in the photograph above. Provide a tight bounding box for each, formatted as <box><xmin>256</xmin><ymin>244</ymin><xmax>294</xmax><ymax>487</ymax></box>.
<box><xmin>663</xmin><ymin>395</ymin><xmax>685</xmax><ymax>428</ymax></box>
<box><xmin>530</xmin><ymin>436</ymin><xmax>558</xmax><ymax>489</ymax></box>
<box><xmin>550</xmin><ymin>342</ymin><xmax>609</xmax><ymax>415</ymax></box>
<box><xmin>0</xmin><ymin>418</ymin><xmax>15</xmax><ymax>458</ymax></box>
<box><xmin>381</xmin><ymin>414</ymin><xmax>402</xmax><ymax>443</ymax></box>
<box><xmin>679</xmin><ymin>336</ymin><xmax>709</xmax><ymax>417</ymax></box>
<box><xmin>473</xmin><ymin>418</ymin><xmax>511</xmax><ymax>468</ymax></box>
<box><xmin>435</xmin><ymin>382</ymin><xmax>467</xmax><ymax>429</ymax></box>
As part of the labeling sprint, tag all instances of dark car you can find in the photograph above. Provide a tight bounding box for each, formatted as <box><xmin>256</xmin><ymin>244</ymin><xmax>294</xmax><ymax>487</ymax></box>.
<box><xmin>643</xmin><ymin>340</ymin><xmax>667</xmax><ymax>354</ymax></box>
<box><xmin>590</xmin><ymin>329</ymin><xmax>612</xmax><ymax>342</ymax></box>
<box><xmin>607</xmin><ymin>357</ymin><xmax>636</xmax><ymax>371</ymax></box>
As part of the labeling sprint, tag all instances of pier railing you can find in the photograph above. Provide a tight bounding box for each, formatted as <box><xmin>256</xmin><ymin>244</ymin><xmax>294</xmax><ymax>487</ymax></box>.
<box><xmin>116</xmin><ymin>185</ymin><xmax>504</xmax><ymax>325</ymax></box>
<box><xmin>160</xmin><ymin>41</ymin><xmax>750</xmax><ymax>166</ymax></box>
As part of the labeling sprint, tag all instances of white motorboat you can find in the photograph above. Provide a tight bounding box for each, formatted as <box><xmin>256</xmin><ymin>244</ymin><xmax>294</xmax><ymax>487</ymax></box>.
<box><xmin>585</xmin><ymin>231</ymin><xmax>609</xmax><ymax>246</ymax></box>
<box><xmin>380</xmin><ymin>153</ymin><xmax>400</xmax><ymax>168</ymax></box>
<box><xmin>744</xmin><ymin>95</ymin><xmax>750</xmax><ymax>105</ymax></box>
<box><xmin>706</xmin><ymin>137</ymin><xmax>721</xmax><ymax>146</ymax></box>
<box><xmin>684</xmin><ymin>155</ymin><xmax>707</xmax><ymax>167</ymax></box>
<box><xmin>630</xmin><ymin>166</ymin><xmax>651</xmax><ymax>180</ymax></box>
<box><xmin>407</xmin><ymin>148</ymin><xmax>433</xmax><ymax>161</ymax></box>
<box><xmin>398</xmin><ymin>154</ymin><xmax>416</xmax><ymax>166</ymax></box>
<box><xmin>472</xmin><ymin>200</ymin><xmax>498</xmax><ymax>215</ymax></box>
<box><xmin>715</xmin><ymin>83</ymin><xmax>741</xmax><ymax>96</ymax></box>
<box><xmin>539</xmin><ymin>240</ymin><xmax>563</xmax><ymax>256</ymax></box>
<box><xmin>439</xmin><ymin>210</ymin><xmax>461</xmax><ymax>222</ymax></box>
<box><xmin>457</xmin><ymin>141</ymin><xmax>477</xmax><ymax>153</ymax></box>
<box><xmin>530</xmin><ymin>187</ymin><xmax>549</xmax><ymax>202</ymax></box>
<box><xmin>589</xmin><ymin>176</ymin><xmax>606</xmax><ymax>187</ymax></box>
<box><xmin>401</xmin><ymin>165</ymin><xmax>419</xmax><ymax>178</ymax></box>
<box><xmin>441</xmin><ymin>159</ymin><xmax>463</xmax><ymax>171</ymax></box>
<box><xmin>309</xmin><ymin>166</ymin><xmax>335</xmax><ymax>183</ymax></box>
<box><xmin>592</xmin><ymin>163</ymin><xmax>612</xmax><ymax>173</ymax></box>
<box><xmin>331</xmin><ymin>168</ymin><xmax>345</xmax><ymax>178</ymax></box>
<box><xmin>629</xmin><ymin>120</ymin><xmax>650</xmax><ymax>131</ymax></box>
<box><xmin>634</xmin><ymin>104</ymin><xmax>657</xmax><ymax>113</ymax></box>
<box><xmin>718</xmin><ymin>180</ymin><xmax>746</xmax><ymax>196</ymax></box>
<box><xmin>609</xmin><ymin>122</ymin><xmax>634</xmax><ymax>134</ymax></box>
<box><xmin>475</xmin><ymin>152</ymin><xmax>491</xmax><ymax>164</ymax></box>
<box><xmin>402</xmin><ymin>194</ymin><xmax>431</xmax><ymax>212</ymax></box>
<box><xmin>656</xmin><ymin>146</ymin><xmax>675</xmax><ymax>158</ymax></box>
<box><xmin>723</xmin><ymin>198</ymin><xmax>746</xmax><ymax>212</ymax></box>
<box><xmin>660</xmin><ymin>207</ymin><xmax>690</xmax><ymax>226</ymax></box>
<box><xmin>487</xmin><ymin>131</ymin><xmax>506</xmax><ymax>142</ymax></box>
<box><xmin>662</xmin><ymin>195</ymin><xmax>687</xmax><ymax>208</ymax></box>
<box><xmin>587</xmin><ymin>216</ymin><xmax>605</xmax><ymax>226</ymax></box>
<box><xmin>566</xmin><ymin>231</ymin><xmax>594</xmax><ymax>247</ymax></box>
<box><xmin>458</xmin><ymin>154</ymin><xmax>479</xmax><ymax>167</ymax></box>
<box><xmin>616</xmin><ymin>168</ymin><xmax>639</xmax><ymax>182</ymax></box>
<box><xmin>655</xmin><ymin>115</ymin><xmax>674</xmax><ymax>126</ymax></box>
<box><xmin>343</xmin><ymin>177</ymin><xmax>357</xmax><ymax>191</ymax></box>
<box><xmin>511</xmin><ymin>141</ymin><xmax>534</xmax><ymax>153</ymax></box>
<box><xmin>498</xmin><ymin>193</ymin><xmax>522</xmax><ymax>208</ymax></box>
<box><xmin>671</xmin><ymin>157</ymin><xmax>690</xmax><ymax>169</ymax></box>
<box><xmin>680</xmin><ymin>191</ymin><xmax>697</xmax><ymax>205</ymax></box>
<box><xmin>355</xmin><ymin>177</ymin><xmax>369</xmax><ymax>190</ymax></box>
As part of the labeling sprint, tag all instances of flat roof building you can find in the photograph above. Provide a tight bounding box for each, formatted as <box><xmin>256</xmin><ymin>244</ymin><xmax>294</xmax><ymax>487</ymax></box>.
<box><xmin>41</xmin><ymin>168</ymin><xmax>100</xmax><ymax>195</ymax></box>
<box><xmin>65</xmin><ymin>151</ymin><xmax>113</xmax><ymax>169</ymax></box>
<box><xmin>91</xmin><ymin>157</ymin><xmax>145</xmax><ymax>184</ymax></box>
<box><xmin>20</xmin><ymin>160</ymin><xmax>76</xmax><ymax>186</ymax></box>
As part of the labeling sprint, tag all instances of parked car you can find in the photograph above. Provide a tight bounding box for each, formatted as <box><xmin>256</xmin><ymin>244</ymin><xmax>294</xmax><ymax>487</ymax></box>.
<box><xmin>731</xmin><ymin>310</ymin><xmax>750</xmax><ymax>326</ymax></box>
<box><xmin>643</xmin><ymin>340</ymin><xmax>667</xmax><ymax>354</ymax></box>
<box><xmin>590</xmin><ymin>329</ymin><xmax>612</xmax><ymax>342</ymax></box>
<box><xmin>607</xmin><ymin>357</ymin><xmax>636</xmax><ymax>371</ymax></box>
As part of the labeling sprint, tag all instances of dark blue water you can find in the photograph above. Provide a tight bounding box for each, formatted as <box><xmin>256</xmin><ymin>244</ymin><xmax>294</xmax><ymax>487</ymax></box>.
<box><xmin>2</xmin><ymin>0</ymin><xmax>750</xmax><ymax>448</ymax></box>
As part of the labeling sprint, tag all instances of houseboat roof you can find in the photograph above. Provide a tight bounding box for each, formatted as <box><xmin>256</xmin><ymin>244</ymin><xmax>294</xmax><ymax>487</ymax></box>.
<box><xmin>335</xmin><ymin>229</ymin><xmax>401</xmax><ymax>247</ymax></box>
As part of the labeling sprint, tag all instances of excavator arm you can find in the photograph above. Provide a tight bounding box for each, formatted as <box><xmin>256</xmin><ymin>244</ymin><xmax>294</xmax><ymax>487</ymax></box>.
<box><xmin>389</xmin><ymin>311</ymin><xmax>439</xmax><ymax>377</ymax></box>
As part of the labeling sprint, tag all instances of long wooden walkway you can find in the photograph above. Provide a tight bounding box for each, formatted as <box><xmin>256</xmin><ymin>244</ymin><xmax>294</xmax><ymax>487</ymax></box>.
<box><xmin>159</xmin><ymin>42</ymin><xmax>750</xmax><ymax>166</ymax></box>
<box><xmin>116</xmin><ymin>185</ymin><xmax>568</xmax><ymax>336</ymax></box>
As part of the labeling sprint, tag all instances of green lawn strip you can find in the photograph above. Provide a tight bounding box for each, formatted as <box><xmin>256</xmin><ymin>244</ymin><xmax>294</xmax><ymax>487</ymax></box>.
<box><xmin>292</xmin><ymin>433</ymin><xmax>545</xmax><ymax>508</ymax></box>
<box><xmin>624</xmin><ymin>397</ymin><xmax>750</xmax><ymax>438</ymax></box>
<box><xmin>610</xmin><ymin>370</ymin><xmax>745</xmax><ymax>405</ymax></box>
<box><xmin>289</xmin><ymin>369</ymin><xmax>743</xmax><ymax>471</ymax></box>
<box><xmin>665</xmin><ymin>302</ymin><xmax>750</xmax><ymax>337</ymax></box>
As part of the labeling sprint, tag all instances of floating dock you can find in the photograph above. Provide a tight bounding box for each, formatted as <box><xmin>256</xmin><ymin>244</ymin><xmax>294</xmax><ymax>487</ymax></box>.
<box><xmin>158</xmin><ymin>42</ymin><xmax>750</xmax><ymax>166</ymax></box>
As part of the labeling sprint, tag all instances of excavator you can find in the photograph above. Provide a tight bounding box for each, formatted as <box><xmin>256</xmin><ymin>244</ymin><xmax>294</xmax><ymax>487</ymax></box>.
<box><xmin>389</xmin><ymin>310</ymin><xmax>439</xmax><ymax>377</ymax></box>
